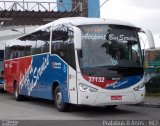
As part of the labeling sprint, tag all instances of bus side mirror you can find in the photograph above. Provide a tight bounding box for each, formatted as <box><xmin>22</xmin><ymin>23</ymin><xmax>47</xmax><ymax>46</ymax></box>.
<box><xmin>73</xmin><ymin>26</ymin><xmax>82</xmax><ymax>50</ymax></box>
<box><xmin>144</xmin><ymin>29</ymin><xmax>155</xmax><ymax>49</ymax></box>
<box><xmin>142</xmin><ymin>49</ymin><xmax>145</xmax><ymax>65</ymax></box>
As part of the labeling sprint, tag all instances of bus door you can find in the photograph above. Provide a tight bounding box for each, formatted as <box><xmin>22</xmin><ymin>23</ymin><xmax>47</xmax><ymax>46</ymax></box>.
<box><xmin>68</xmin><ymin>66</ymin><xmax>77</xmax><ymax>104</ymax></box>
<box><xmin>51</xmin><ymin>25</ymin><xmax>78</xmax><ymax>104</ymax></box>
<box><xmin>67</xmin><ymin>43</ymin><xmax>78</xmax><ymax>104</ymax></box>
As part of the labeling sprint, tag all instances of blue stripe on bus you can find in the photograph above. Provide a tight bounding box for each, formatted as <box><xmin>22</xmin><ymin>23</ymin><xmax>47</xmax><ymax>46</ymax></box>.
<box><xmin>20</xmin><ymin>54</ymin><xmax>69</xmax><ymax>103</ymax></box>
<box><xmin>0</xmin><ymin>79</ymin><xmax>4</xmax><ymax>84</ymax></box>
<box><xmin>106</xmin><ymin>74</ymin><xmax>143</xmax><ymax>90</ymax></box>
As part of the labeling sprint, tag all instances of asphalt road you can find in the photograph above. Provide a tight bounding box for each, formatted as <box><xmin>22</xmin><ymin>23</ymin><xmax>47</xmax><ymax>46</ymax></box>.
<box><xmin>0</xmin><ymin>92</ymin><xmax>160</xmax><ymax>125</ymax></box>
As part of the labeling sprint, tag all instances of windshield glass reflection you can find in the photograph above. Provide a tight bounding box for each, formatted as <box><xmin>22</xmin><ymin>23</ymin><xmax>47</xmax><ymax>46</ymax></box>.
<box><xmin>78</xmin><ymin>24</ymin><xmax>143</xmax><ymax>77</ymax></box>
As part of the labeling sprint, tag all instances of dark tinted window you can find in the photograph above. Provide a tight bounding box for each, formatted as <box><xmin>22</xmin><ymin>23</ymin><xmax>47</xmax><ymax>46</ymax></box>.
<box><xmin>68</xmin><ymin>44</ymin><xmax>76</xmax><ymax>69</ymax></box>
<box><xmin>51</xmin><ymin>24</ymin><xmax>76</xmax><ymax>69</ymax></box>
<box><xmin>0</xmin><ymin>50</ymin><xmax>4</xmax><ymax>61</ymax></box>
<box><xmin>5</xmin><ymin>27</ymin><xmax>50</xmax><ymax>59</ymax></box>
<box><xmin>77</xmin><ymin>24</ymin><xmax>143</xmax><ymax>77</ymax></box>
<box><xmin>0</xmin><ymin>50</ymin><xmax>4</xmax><ymax>77</ymax></box>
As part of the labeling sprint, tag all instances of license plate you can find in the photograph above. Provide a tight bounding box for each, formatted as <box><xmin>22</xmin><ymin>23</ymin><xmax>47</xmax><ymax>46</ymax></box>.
<box><xmin>111</xmin><ymin>96</ymin><xmax>122</xmax><ymax>100</ymax></box>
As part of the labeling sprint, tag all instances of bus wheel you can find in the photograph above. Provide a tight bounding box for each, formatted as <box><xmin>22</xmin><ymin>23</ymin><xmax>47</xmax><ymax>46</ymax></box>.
<box><xmin>0</xmin><ymin>89</ymin><xmax>5</xmax><ymax>93</ymax></box>
<box><xmin>14</xmin><ymin>84</ymin><xmax>24</xmax><ymax>101</ymax></box>
<box><xmin>54</xmin><ymin>86</ymin><xmax>68</xmax><ymax>112</ymax></box>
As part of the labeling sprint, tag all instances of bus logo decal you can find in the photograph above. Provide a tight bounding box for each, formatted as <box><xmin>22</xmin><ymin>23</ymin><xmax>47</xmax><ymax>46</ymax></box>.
<box><xmin>63</xmin><ymin>65</ymin><xmax>66</xmax><ymax>73</ymax></box>
<box><xmin>20</xmin><ymin>55</ymin><xmax>49</xmax><ymax>95</ymax></box>
<box><xmin>52</xmin><ymin>62</ymin><xmax>61</xmax><ymax>69</ymax></box>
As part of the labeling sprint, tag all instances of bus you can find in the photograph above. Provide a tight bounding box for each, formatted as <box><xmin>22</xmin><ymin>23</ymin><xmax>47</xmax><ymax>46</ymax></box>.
<box><xmin>0</xmin><ymin>50</ymin><xmax>4</xmax><ymax>92</ymax></box>
<box><xmin>4</xmin><ymin>17</ymin><xmax>148</xmax><ymax>111</ymax></box>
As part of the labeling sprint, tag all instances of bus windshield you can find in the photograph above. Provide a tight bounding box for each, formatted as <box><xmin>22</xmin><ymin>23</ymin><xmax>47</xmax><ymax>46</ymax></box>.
<box><xmin>78</xmin><ymin>24</ymin><xmax>143</xmax><ymax>77</ymax></box>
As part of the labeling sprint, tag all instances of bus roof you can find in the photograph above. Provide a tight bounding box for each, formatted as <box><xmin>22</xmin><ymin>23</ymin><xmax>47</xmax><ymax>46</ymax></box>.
<box><xmin>36</xmin><ymin>17</ymin><xmax>137</xmax><ymax>31</ymax></box>
<box><xmin>11</xmin><ymin>17</ymin><xmax>138</xmax><ymax>40</ymax></box>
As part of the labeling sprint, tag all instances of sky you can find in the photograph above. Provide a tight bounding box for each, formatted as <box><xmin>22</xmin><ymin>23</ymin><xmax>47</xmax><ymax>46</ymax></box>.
<box><xmin>100</xmin><ymin>0</ymin><xmax>160</xmax><ymax>49</ymax></box>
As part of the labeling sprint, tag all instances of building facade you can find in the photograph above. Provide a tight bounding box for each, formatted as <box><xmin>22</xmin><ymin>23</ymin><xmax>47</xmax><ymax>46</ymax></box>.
<box><xmin>57</xmin><ymin>0</ymin><xmax>100</xmax><ymax>17</ymax></box>
<box><xmin>57</xmin><ymin>0</ymin><xmax>72</xmax><ymax>12</ymax></box>
<box><xmin>88</xmin><ymin>0</ymin><xmax>100</xmax><ymax>17</ymax></box>
<box><xmin>72</xmin><ymin>0</ymin><xmax>88</xmax><ymax>17</ymax></box>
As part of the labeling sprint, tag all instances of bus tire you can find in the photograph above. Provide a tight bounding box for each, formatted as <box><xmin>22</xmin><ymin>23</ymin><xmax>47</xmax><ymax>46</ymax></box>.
<box><xmin>14</xmin><ymin>83</ymin><xmax>24</xmax><ymax>101</ymax></box>
<box><xmin>0</xmin><ymin>89</ymin><xmax>5</xmax><ymax>93</ymax></box>
<box><xmin>54</xmin><ymin>86</ymin><xmax>68</xmax><ymax>112</ymax></box>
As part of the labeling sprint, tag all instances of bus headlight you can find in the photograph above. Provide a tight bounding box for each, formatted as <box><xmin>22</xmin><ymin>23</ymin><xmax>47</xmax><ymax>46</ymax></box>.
<box><xmin>133</xmin><ymin>83</ymin><xmax>145</xmax><ymax>91</ymax></box>
<box><xmin>79</xmin><ymin>83</ymin><xmax>98</xmax><ymax>92</ymax></box>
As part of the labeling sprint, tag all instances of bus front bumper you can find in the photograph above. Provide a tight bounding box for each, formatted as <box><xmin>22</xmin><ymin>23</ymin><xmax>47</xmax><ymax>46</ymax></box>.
<box><xmin>78</xmin><ymin>90</ymin><xmax>145</xmax><ymax>106</ymax></box>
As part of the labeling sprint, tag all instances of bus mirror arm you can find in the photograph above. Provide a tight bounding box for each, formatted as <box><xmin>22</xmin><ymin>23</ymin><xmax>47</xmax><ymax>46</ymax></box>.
<box><xmin>138</xmin><ymin>29</ymin><xmax>155</xmax><ymax>49</ymax></box>
<box><xmin>144</xmin><ymin>29</ymin><xmax>155</xmax><ymax>49</ymax></box>
<box><xmin>73</xmin><ymin>26</ymin><xmax>82</xmax><ymax>50</ymax></box>
<box><xmin>142</xmin><ymin>49</ymin><xmax>145</xmax><ymax>66</ymax></box>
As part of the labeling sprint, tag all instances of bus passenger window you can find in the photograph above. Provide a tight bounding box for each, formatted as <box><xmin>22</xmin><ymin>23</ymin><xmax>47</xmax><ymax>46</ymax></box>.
<box><xmin>52</xmin><ymin>42</ymin><xmax>67</xmax><ymax>60</ymax></box>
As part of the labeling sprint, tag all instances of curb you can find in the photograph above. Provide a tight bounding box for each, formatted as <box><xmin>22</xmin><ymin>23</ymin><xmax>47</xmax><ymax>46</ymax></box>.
<box><xmin>134</xmin><ymin>102</ymin><xmax>160</xmax><ymax>108</ymax></box>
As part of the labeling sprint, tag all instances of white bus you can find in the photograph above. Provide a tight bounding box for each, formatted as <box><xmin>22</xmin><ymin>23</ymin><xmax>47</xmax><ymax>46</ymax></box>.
<box><xmin>5</xmin><ymin>17</ymin><xmax>148</xmax><ymax>111</ymax></box>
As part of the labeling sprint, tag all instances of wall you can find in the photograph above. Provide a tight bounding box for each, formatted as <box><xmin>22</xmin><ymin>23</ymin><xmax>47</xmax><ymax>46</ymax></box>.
<box><xmin>57</xmin><ymin>0</ymin><xmax>72</xmax><ymax>12</ymax></box>
<box><xmin>57</xmin><ymin>0</ymin><xmax>100</xmax><ymax>17</ymax></box>
<box><xmin>88</xmin><ymin>0</ymin><xmax>100</xmax><ymax>17</ymax></box>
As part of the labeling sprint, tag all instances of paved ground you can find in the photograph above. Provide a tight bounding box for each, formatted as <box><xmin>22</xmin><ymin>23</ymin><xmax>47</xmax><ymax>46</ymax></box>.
<box><xmin>0</xmin><ymin>92</ymin><xmax>160</xmax><ymax>121</ymax></box>
<box><xmin>137</xmin><ymin>96</ymin><xmax>160</xmax><ymax>108</ymax></box>
<box><xmin>144</xmin><ymin>97</ymin><xmax>160</xmax><ymax>104</ymax></box>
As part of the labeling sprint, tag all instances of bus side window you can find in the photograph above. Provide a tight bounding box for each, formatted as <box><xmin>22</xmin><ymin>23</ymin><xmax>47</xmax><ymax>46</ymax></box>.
<box><xmin>5</xmin><ymin>47</ymin><xmax>12</xmax><ymax>60</ymax></box>
<box><xmin>37</xmin><ymin>28</ymin><xmax>50</xmax><ymax>54</ymax></box>
<box><xmin>132</xmin><ymin>51</ymin><xmax>138</xmax><ymax>62</ymax></box>
<box><xmin>52</xmin><ymin>27</ymin><xmax>68</xmax><ymax>61</ymax></box>
<box><xmin>51</xmin><ymin>25</ymin><xmax>76</xmax><ymax>70</ymax></box>
<box><xmin>11</xmin><ymin>50</ymin><xmax>20</xmax><ymax>59</ymax></box>
<box><xmin>52</xmin><ymin>42</ymin><xmax>67</xmax><ymax>60</ymax></box>
<box><xmin>41</xmin><ymin>42</ymin><xmax>49</xmax><ymax>53</ymax></box>
<box><xmin>68</xmin><ymin>43</ymin><xmax>76</xmax><ymax>69</ymax></box>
